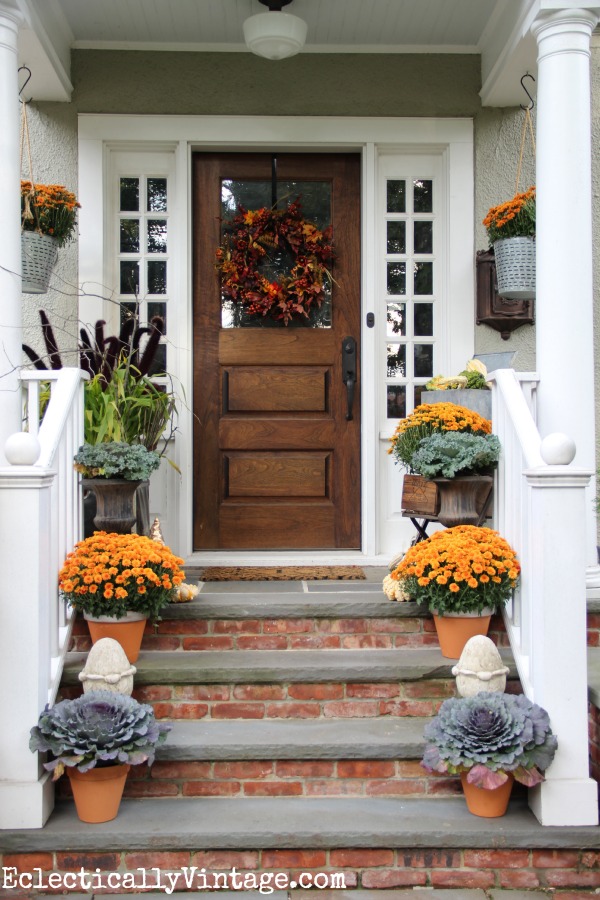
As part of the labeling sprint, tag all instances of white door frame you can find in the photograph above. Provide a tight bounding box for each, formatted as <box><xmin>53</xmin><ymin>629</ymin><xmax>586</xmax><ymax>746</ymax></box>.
<box><xmin>78</xmin><ymin>115</ymin><xmax>474</xmax><ymax>564</ymax></box>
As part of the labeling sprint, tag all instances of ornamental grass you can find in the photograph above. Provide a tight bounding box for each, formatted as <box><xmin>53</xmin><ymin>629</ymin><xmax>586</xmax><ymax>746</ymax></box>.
<box><xmin>483</xmin><ymin>186</ymin><xmax>535</xmax><ymax>245</ymax></box>
<box><xmin>389</xmin><ymin>525</ymin><xmax>520</xmax><ymax>615</ymax></box>
<box><xmin>389</xmin><ymin>402</ymin><xmax>492</xmax><ymax>471</ymax></box>
<box><xmin>21</xmin><ymin>180</ymin><xmax>80</xmax><ymax>247</ymax></box>
<box><xmin>59</xmin><ymin>532</ymin><xmax>185</xmax><ymax>621</ymax></box>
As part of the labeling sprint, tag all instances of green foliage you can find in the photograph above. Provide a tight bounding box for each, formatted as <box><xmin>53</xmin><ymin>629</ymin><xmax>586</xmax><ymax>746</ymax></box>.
<box><xmin>410</xmin><ymin>432</ymin><xmax>501</xmax><ymax>479</ymax></box>
<box><xmin>84</xmin><ymin>359</ymin><xmax>175</xmax><ymax>451</ymax></box>
<box><xmin>422</xmin><ymin>692</ymin><xmax>557</xmax><ymax>790</ymax></box>
<box><xmin>74</xmin><ymin>442</ymin><xmax>161</xmax><ymax>481</ymax></box>
<box><xmin>459</xmin><ymin>369</ymin><xmax>488</xmax><ymax>390</ymax></box>
<box><xmin>30</xmin><ymin>691</ymin><xmax>171</xmax><ymax>780</ymax></box>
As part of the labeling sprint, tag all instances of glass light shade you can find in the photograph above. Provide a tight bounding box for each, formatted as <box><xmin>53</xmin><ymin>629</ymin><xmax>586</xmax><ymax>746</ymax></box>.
<box><xmin>243</xmin><ymin>11</ymin><xmax>307</xmax><ymax>60</ymax></box>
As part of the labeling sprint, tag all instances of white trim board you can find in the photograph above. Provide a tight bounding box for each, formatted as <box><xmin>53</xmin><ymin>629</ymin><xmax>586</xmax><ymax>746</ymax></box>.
<box><xmin>78</xmin><ymin>115</ymin><xmax>474</xmax><ymax>562</ymax></box>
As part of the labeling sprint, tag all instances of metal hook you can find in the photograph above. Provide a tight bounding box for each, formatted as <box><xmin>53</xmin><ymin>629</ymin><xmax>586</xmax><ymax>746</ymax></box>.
<box><xmin>520</xmin><ymin>73</ymin><xmax>535</xmax><ymax>111</ymax></box>
<box><xmin>18</xmin><ymin>65</ymin><xmax>32</xmax><ymax>102</ymax></box>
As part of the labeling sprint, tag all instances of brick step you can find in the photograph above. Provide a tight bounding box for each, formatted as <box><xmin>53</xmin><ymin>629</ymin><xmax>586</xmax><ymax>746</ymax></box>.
<box><xmin>0</xmin><ymin>797</ymin><xmax>600</xmax><ymax>900</ymax></box>
<box><xmin>70</xmin><ymin>592</ymin><xmax>512</xmax><ymax>652</ymax></box>
<box><xmin>61</xmin><ymin>648</ymin><xmax>518</xmax><ymax>720</ymax></box>
<box><xmin>4</xmin><ymin>796</ymin><xmax>599</xmax><ymax>853</ymax></box>
<box><xmin>63</xmin><ymin>646</ymin><xmax>516</xmax><ymax>686</ymax></box>
<box><xmin>53</xmin><ymin>717</ymin><xmax>470</xmax><ymax>800</ymax></box>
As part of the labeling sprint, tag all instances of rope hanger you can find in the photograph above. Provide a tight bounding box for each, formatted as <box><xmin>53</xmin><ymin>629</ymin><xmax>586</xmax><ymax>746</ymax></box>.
<box><xmin>515</xmin><ymin>73</ymin><xmax>536</xmax><ymax>193</ymax></box>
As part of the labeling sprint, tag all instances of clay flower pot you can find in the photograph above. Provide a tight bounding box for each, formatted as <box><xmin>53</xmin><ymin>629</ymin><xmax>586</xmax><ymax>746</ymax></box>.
<box><xmin>84</xmin><ymin>610</ymin><xmax>147</xmax><ymax>663</ymax></box>
<box><xmin>432</xmin><ymin>610</ymin><xmax>493</xmax><ymax>659</ymax></box>
<box><xmin>67</xmin><ymin>764</ymin><xmax>130</xmax><ymax>823</ymax></box>
<box><xmin>460</xmin><ymin>772</ymin><xmax>514</xmax><ymax>818</ymax></box>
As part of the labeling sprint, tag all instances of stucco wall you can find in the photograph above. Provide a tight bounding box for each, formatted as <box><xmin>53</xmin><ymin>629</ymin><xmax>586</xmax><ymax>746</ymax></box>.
<box><xmin>26</xmin><ymin>50</ymin><xmax>536</xmax><ymax>370</ymax></box>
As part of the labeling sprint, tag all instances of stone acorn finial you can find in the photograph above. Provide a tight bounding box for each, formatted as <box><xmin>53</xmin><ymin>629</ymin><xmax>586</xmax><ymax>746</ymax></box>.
<box><xmin>452</xmin><ymin>635</ymin><xmax>509</xmax><ymax>697</ymax></box>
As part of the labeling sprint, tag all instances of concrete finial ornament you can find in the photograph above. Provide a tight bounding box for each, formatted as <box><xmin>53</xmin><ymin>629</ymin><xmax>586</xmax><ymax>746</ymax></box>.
<box><xmin>78</xmin><ymin>638</ymin><xmax>137</xmax><ymax>694</ymax></box>
<box><xmin>150</xmin><ymin>517</ymin><xmax>165</xmax><ymax>544</ymax></box>
<box><xmin>452</xmin><ymin>635</ymin><xmax>509</xmax><ymax>697</ymax></box>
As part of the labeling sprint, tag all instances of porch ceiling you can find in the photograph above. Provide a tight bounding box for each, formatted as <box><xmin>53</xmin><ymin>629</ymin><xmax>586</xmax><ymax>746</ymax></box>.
<box><xmin>15</xmin><ymin>0</ymin><xmax>542</xmax><ymax>106</ymax></box>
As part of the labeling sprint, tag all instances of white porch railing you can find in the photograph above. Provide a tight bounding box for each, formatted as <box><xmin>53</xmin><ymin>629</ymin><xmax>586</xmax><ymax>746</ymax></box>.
<box><xmin>490</xmin><ymin>368</ymin><xmax>598</xmax><ymax>826</ymax></box>
<box><xmin>0</xmin><ymin>367</ymin><xmax>86</xmax><ymax>829</ymax></box>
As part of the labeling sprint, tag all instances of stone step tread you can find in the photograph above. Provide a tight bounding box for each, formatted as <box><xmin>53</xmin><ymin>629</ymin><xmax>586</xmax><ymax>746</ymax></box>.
<box><xmin>167</xmin><ymin>594</ymin><xmax>420</xmax><ymax>620</ymax></box>
<box><xmin>63</xmin><ymin>647</ymin><xmax>516</xmax><ymax>685</ymax></box>
<box><xmin>2</xmin><ymin>797</ymin><xmax>598</xmax><ymax>853</ymax></box>
<box><xmin>157</xmin><ymin>717</ymin><xmax>432</xmax><ymax>760</ymax></box>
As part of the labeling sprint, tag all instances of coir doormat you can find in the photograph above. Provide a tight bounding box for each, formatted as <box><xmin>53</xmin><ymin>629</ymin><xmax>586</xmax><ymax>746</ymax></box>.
<box><xmin>200</xmin><ymin>566</ymin><xmax>366</xmax><ymax>581</ymax></box>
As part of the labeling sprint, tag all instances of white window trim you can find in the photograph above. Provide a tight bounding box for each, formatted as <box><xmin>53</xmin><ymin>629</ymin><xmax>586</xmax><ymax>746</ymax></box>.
<box><xmin>78</xmin><ymin>115</ymin><xmax>473</xmax><ymax>563</ymax></box>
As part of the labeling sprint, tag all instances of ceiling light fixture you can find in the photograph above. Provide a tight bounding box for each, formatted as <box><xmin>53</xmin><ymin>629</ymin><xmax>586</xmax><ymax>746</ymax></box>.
<box><xmin>243</xmin><ymin>0</ymin><xmax>308</xmax><ymax>60</ymax></box>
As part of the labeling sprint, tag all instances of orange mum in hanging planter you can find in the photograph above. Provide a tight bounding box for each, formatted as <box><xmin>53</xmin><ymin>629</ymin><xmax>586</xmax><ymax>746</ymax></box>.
<box><xmin>21</xmin><ymin>180</ymin><xmax>80</xmax><ymax>247</ymax></box>
<box><xmin>215</xmin><ymin>200</ymin><xmax>335</xmax><ymax>325</ymax></box>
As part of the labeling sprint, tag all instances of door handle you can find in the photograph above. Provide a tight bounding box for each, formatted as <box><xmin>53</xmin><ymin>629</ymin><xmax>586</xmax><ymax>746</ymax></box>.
<box><xmin>342</xmin><ymin>336</ymin><xmax>357</xmax><ymax>421</ymax></box>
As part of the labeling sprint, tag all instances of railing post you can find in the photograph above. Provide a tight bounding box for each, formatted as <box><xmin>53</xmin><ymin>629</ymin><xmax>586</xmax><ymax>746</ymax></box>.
<box><xmin>0</xmin><ymin>459</ymin><xmax>56</xmax><ymax>828</ymax></box>
<box><xmin>525</xmin><ymin>442</ymin><xmax>598</xmax><ymax>826</ymax></box>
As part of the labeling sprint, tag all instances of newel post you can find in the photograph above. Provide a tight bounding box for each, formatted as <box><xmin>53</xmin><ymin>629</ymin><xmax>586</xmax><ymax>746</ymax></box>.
<box><xmin>525</xmin><ymin>434</ymin><xmax>598</xmax><ymax>826</ymax></box>
<box><xmin>0</xmin><ymin>434</ymin><xmax>55</xmax><ymax>829</ymax></box>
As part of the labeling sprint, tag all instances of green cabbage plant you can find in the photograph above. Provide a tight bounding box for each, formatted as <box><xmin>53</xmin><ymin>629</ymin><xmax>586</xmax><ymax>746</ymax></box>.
<box><xmin>74</xmin><ymin>441</ymin><xmax>161</xmax><ymax>481</ymax></box>
<box><xmin>30</xmin><ymin>691</ymin><xmax>171</xmax><ymax>780</ymax></box>
<box><xmin>422</xmin><ymin>691</ymin><xmax>557</xmax><ymax>789</ymax></box>
<box><xmin>410</xmin><ymin>432</ymin><xmax>501</xmax><ymax>479</ymax></box>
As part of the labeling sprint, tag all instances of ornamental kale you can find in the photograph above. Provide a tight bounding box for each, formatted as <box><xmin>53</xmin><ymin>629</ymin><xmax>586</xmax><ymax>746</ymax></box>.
<box><xmin>422</xmin><ymin>692</ymin><xmax>557</xmax><ymax>790</ymax></box>
<box><xmin>410</xmin><ymin>432</ymin><xmax>501</xmax><ymax>479</ymax></box>
<box><xmin>74</xmin><ymin>441</ymin><xmax>161</xmax><ymax>481</ymax></box>
<box><xmin>30</xmin><ymin>691</ymin><xmax>171</xmax><ymax>780</ymax></box>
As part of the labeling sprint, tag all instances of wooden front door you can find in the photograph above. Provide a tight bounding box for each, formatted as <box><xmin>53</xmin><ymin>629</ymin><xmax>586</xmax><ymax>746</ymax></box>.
<box><xmin>192</xmin><ymin>153</ymin><xmax>361</xmax><ymax>550</ymax></box>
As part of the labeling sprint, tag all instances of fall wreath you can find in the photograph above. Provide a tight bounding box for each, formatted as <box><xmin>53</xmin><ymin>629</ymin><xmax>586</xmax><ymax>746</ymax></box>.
<box><xmin>215</xmin><ymin>200</ymin><xmax>335</xmax><ymax>325</ymax></box>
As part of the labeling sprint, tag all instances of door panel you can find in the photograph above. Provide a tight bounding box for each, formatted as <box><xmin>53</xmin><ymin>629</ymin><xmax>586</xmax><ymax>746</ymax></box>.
<box><xmin>193</xmin><ymin>153</ymin><xmax>361</xmax><ymax>550</ymax></box>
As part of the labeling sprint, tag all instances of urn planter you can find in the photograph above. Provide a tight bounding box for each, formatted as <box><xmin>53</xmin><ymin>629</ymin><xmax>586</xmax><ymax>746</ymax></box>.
<box><xmin>82</xmin><ymin>477</ymin><xmax>144</xmax><ymax>534</ymax></box>
<box><xmin>432</xmin><ymin>475</ymin><xmax>493</xmax><ymax>528</ymax></box>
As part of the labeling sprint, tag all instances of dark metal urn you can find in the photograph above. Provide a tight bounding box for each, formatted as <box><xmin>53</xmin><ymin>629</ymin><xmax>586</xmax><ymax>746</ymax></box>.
<box><xmin>431</xmin><ymin>475</ymin><xmax>493</xmax><ymax>528</ymax></box>
<box><xmin>82</xmin><ymin>478</ymin><xmax>144</xmax><ymax>534</ymax></box>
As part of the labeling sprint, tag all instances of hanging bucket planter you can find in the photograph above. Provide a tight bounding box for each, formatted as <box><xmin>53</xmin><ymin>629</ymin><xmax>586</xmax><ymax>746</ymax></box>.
<box><xmin>21</xmin><ymin>231</ymin><xmax>58</xmax><ymax>294</ymax></box>
<box><xmin>493</xmin><ymin>236</ymin><xmax>535</xmax><ymax>301</ymax></box>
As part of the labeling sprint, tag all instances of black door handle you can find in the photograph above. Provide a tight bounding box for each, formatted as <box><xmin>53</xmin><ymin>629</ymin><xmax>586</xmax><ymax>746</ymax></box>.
<box><xmin>342</xmin><ymin>336</ymin><xmax>357</xmax><ymax>421</ymax></box>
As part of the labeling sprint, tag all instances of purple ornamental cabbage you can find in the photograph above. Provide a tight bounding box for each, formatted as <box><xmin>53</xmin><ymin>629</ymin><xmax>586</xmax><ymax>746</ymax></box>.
<box><xmin>30</xmin><ymin>691</ymin><xmax>171</xmax><ymax>780</ymax></box>
<box><xmin>421</xmin><ymin>691</ymin><xmax>557</xmax><ymax>790</ymax></box>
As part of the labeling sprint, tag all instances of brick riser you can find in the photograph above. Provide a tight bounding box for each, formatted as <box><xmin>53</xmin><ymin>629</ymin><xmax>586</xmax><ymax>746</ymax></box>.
<box><xmin>54</xmin><ymin>757</ymin><xmax>471</xmax><ymax>799</ymax></box>
<box><xmin>58</xmin><ymin>678</ymin><xmax>522</xmax><ymax>720</ymax></box>
<box><xmin>2</xmin><ymin>847</ymin><xmax>599</xmax><ymax>893</ymax></box>
<box><xmin>69</xmin><ymin>614</ymin><xmax>511</xmax><ymax>652</ymax></box>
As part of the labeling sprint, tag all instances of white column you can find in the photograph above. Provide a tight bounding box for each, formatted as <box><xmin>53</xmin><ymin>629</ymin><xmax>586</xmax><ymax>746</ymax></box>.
<box><xmin>532</xmin><ymin>8</ymin><xmax>600</xmax><ymax>593</ymax></box>
<box><xmin>0</xmin><ymin>2</ymin><xmax>23</xmax><ymax>466</ymax></box>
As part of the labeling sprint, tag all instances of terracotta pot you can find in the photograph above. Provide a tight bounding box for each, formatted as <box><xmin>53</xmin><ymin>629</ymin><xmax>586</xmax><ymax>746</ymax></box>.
<box><xmin>67</xmin><ymin>764</ymin><xmax>130</xmax><ymax>823</ymax></box>
<box><xmin>432</xmin><ymin>475</ymin><xmax>493</xmax><ymax>527</ymax></box>
<box><xmin>82</xmin><ymin>478</ymin><xmax>144</xmax><ymax>534</ymax></box>
<box><xmin>460</xmin><ymin>772</ymin><xmax>514</xmax><ymax>817</ymax></box>
<box><xmin>84</xmin><ymin>611</ymin><xmax>147</xmax><ymax>663</ymax></box>
<box><xmin>432</xmin><ymin>611</ymin><xmax>492</xmax><ymax>659</ymax></box>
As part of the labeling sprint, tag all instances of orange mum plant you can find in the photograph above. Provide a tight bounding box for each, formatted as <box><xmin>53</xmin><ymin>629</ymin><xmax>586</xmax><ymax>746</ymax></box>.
<box><xmin>59</xmin><ymin>532</ymin><xmax>185</xmax><ymax>621</ymax></box>
<box><xmin>389</xmin><ymin>402</ymin><xmax>492</xmax><ymax>472</ymax></box>
<box><xmin>389</xmin><ymin>525</ymin><xmax>520</xmax><ymax>615</ymax></box>
<box><xmin>483</xmin><ymin>187</ymin><xmax>535</xmax><ymax>246</ymax></box>
<box><xmin>21</xmin><ymin>180</ymin><xmax>80</xmax><ymax>247</ymax></box>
